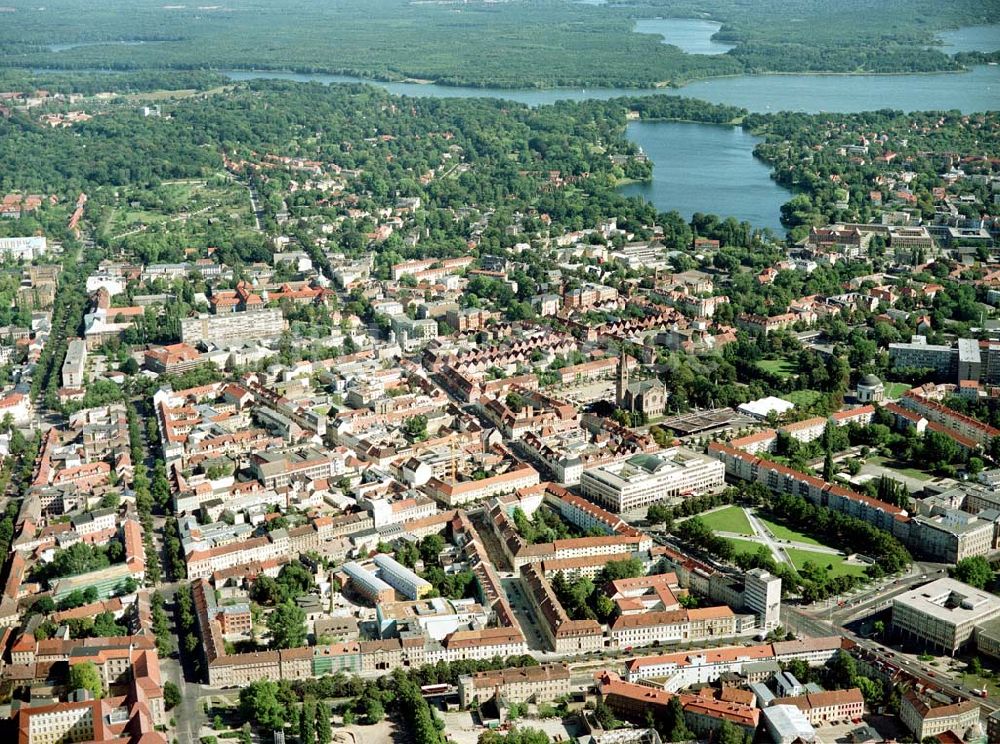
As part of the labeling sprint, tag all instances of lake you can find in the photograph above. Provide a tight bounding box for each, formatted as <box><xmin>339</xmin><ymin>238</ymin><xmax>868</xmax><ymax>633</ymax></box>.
<box><xmin>633</xmin><ymin>19</ymin><xmax>735</xmax><ymax>55</ymax></box>
<box><xmin>224</xmin><ymin>64</ymin><xmax>999</xmax><ymax>114</ymax></box>
<box><xmin>618</xmin><ymin>122</ymin><xmax>789</xmax><ymax>232</ymax></box>
<box><xmin>937</xmin><ymin>24</ymin><xmax>1000</xmax><ymax>54</ymax></box>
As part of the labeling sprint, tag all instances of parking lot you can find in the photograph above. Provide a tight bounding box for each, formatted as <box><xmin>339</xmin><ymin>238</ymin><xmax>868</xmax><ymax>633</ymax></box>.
<box><xmin>815</xmin><ymin>721</ymin><xmax>865</xmax><ymax>744</ymax></box>
<box><xmin>438</xmin><ymin>710</ymin><xmax>584</xmax><ymax>744</ymax></box>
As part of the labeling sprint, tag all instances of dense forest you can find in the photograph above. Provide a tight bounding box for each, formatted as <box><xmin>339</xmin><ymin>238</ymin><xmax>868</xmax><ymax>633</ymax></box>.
<box><xmin>0</xmin><ymin>0</ymin><xmax>996</xmax><ymax>89</ymax></box>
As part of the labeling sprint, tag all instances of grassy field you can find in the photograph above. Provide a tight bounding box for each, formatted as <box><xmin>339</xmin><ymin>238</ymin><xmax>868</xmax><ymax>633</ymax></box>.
<box><xmin>867</xmin><ymin>456</ymin><xmax>932</xmax><ymax>481</ymax></box>
<box><xmin>698</xmin><ymin>506</ymin><xmax>753</xmax><ymax>536</ymax></box>
<box><xmin>757</xmin><ymin>515</ymin><xmax>821</xmax><ymax>546</ymax></box>
<box><xmin>884</xmin><ymin>382</ymin><xmax>912</xmax><ymax>399</ymax></box>
<box><xmin>781</xmin><ymin>390</ymin><xmax>822</xmax><ymax>407</ymax></box>
<box><xmin>721</xmin><ymin>538</ymin><xmax>766</xmax><ymax>558</ymax></box>
<box><xmin>786</xmin><ymin>548</ymin><xmax>868</xmax><ymax>578</ymax></box>
<box><xmin>757</xmin><ymin>359</ymin><xmax>797</xmax><ymax>378</ymax></box>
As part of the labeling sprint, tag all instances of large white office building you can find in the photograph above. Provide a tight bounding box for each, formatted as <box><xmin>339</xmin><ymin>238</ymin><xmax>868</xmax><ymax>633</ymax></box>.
<box><xmin>579</xmin><ymin>449</ymin><xmax>725</xmax><ymax>512</ymax></box>
<box><xmin>892</xmin><ymin>577</ymin><xmax>1000</xmax><ymax>653</ymax></box>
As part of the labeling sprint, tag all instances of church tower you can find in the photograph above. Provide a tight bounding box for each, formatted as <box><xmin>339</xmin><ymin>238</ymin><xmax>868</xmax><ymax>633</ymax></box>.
<box><xmin>616</xmin><ymin>346</ymin><xmax>628</xmax><ymax>407</ymax></box>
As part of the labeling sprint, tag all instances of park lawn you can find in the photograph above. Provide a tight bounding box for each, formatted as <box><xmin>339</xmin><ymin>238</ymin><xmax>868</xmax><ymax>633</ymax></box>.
<box><xmin>786</xmin><ymin>548</ymin><xmax>868</xmax><ymax>579</ymax></box>
<box><xmin>722</xmin><ymin>537</ymin><xmax>767</xmax><ymax>558</ymax></box>
<box><xmin>781</xmin><ymin>390</ymin><xmax>822</xmax><ymax>407</ymax></box>
<box><xmin>757</xmin><ymin>515</ymin><xmax>822</xmax><ymax>546</ymax></box>
<box><xmin>698</xmin><ymin>506</ymin><xmax>754</xmax><ymax>536</ymax></box>
<box><xmin>159</xmin><ymin>180</ymin><xmax>205</xmax><ymax>200</ymax></box>
<box><xmin>884</xmin><ymin>382</ymin><xmax>911</xmax><ymax>399</ymax></box>
<box><xmin>120</xmin><ymin>209</ymin><xmax>170</xmax><ymax>226</ymax></box>
<box><xmin>756</xmin><ymin>359</ymin><xmax>797</xmax><ymax>378</ymax></box>
<box><xmin>867</xmin><ymin>456</ymin><xmax>931</xmax><ymax>481</ymax></box>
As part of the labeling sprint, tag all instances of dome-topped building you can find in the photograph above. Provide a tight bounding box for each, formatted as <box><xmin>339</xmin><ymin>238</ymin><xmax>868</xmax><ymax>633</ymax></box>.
<box><xmin>856</xmin><ymin>373</ymin><xmax>885</xmax><ymax>403</ymax></box>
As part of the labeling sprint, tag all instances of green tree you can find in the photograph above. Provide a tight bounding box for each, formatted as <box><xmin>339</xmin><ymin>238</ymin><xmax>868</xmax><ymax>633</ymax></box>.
<box><xmin>665</xmin><ymin>696</ymin><xmax>693</xmax><ymax>741</ymax></box>
<box><xmin>30</xmin><ymin>596</ymin><xmax>56</xmax><ymax>615</ymax></box>
<box><xmin>649</xmin><ymin>426</ymin><xmax>672</xmax><ymax>449</ymax></box>
<box><xmin>420</xmin><ymin>534</ymin><xmax>446</xmax><ymax>565</ymax></box>
<box><xmin>403</xmin><ymin>415</ymin><xmax>428</xmax><ymax>440</ymax></box>
<box><xmin>716</xmin><ymin>719</ymin><xmax>745</xmax><ymax>744</ymax></box>
<box><xmin>823</xmin><ymin>449</ymin><xmax>835</xmax><ymax>481</ymax></box>
<box><xmin>93</xmin><ymin>611</ymin><xmax>124</xmax><ymax>637</ymax></box>
<box><xmin>239</xmin><ymin>679</ymin><xmax>286</xmax><ymax>730</ymax></box>
<box><xmin>951</xmin><ymin>556</ymin><xmax>993</xmax><ymax>589</ymax></box>
<box><xmin>315</xmin><ymin>701</ymin><xmax>332</xmax><ymax>744</ymax></box>
<box><xmin>855</xmin><ymin>675</ymin><xmax>884</xmax><ymax>704</ymax></box>
<box><xmin>267</xmin><ymin>600</ymin><xmax>307</xmax><ymax>649</ymax></box>
<box><xmin>597</xmin><ymin>558</ymin><xmax>644</xmax><ymax>583</ymax></box>
<box><xmin>163</xmin><ymin>681</ymin><xmax>181</xmax><ymax>711</ymax></box>
<box><xmin>592</xmin><ymin>700</ymin><xmax>620</xmax><ymax>729</ymax></box>
<box><xmin>646</xmin><ymin>503</ymin><xmax>673</xmax><ymax>530</ymax></box>
<box><xmin>827</xmin><ymin>650</ymin><xmax>859</xmax><ymax>688</ymax></box>
<box><xmin>300</xmin><ymin>701</ymin><xmax>316</xmax><ymax>744</ymax></box>
<box><xmin>362</xmin><ymin>697</ymin><xmax>385</xmax><ymax>724</ymax></box>
<box><xmin>505</xmin><ymin>392</ymin><xmax>527</xmax><ymax>412</ymax></box>
<box><xmin>69</xmin><ymin>661</ymin><xmax>103</xmax><ymax>699</ymax></box>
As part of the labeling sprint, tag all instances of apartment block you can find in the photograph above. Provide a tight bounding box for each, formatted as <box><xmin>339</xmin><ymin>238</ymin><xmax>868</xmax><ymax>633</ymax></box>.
<box><xmin>910</xmin><ymin>511</ymin><xmax>994</xmax><ymax>563</ymax></box>
<box><xmin>888</xmin><ymin>336</ymin><xmax>956</xmax><ymax>379</ymax></box>
<box><xmin>425</xmin><ymin>464</ymin><xmax>540</xmax><ymax>507</ymax></box>
<box><xmin>744</xmin><ymin>568</ymin><xmax>782</xmax><ymax>631</ymax></box>
<box><xmin>251</xmin><ymin>448</ymin><xmax>339</xmax><ymax>489</ymax></box>
<box><xmin>144</xmin><ymin>342</ymin><xmax>205</xmax><ymax>375</ymax></box>
<box><xmin>899</xmin><ymin>390</ymin><xmax>1000</xmax><ymax>447</ymax></box>
<box><xmin>180</xmin><ymin>308</ymin><xmax>286</xmax><ymax>346</ymax></box>
<box><xmin>608</xmin><ymin>606</ymin><xmax>738</xmax><ymax>649</ymax></box>
<box><xmin>598</xmin><ymin>673</ymin><xmax>760</xmax><ymax>737</ymax></box>
<box><xmin>61</xmin><ymin>338</ymin><xmax>87</xmax><ymax>388</ymax></box>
